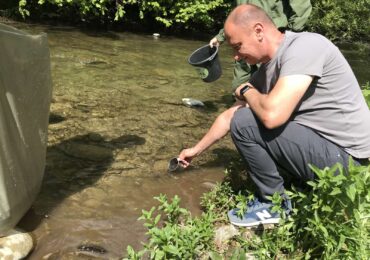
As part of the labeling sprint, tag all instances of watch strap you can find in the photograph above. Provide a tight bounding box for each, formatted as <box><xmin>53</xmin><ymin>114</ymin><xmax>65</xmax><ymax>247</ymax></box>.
<box><xmin>239</xmin><ymin>84</ymin><xmax>251</xmax><ymax>97</ymax></box>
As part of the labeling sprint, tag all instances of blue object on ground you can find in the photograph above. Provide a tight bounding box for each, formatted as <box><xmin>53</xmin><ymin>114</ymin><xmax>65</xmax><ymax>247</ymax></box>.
<box><xmin>228</xmin><ymin>197</ymin><xmax>291</xmax><ymax>227</ymax></box>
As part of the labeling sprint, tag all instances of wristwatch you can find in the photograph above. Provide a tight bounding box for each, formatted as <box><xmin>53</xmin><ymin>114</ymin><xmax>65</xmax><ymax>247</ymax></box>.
<box><xmin>239</xmin><ymin>84</ymin><xmax>251</xmax><ymax>98</ymax></box>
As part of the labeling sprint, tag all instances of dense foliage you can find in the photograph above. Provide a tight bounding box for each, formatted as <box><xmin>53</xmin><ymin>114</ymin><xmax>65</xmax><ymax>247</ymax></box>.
<box><xmin>307</xmin><ymin>0</ymin><xmax>370</xmax><ymax>42</ymax></box>
<box><xmin>13</xmin><ymin>0</ymin><xmax>230</xmax><ymax>33</ymax></box>
<box><xmin>1</xmin><ymin>0</ymin><xmax>369</xmax><ymax>41</ymax></box>
<box><xmin>125</xmin><ymin>194</ymin><xmax>217</xmax><ymax>259</ymax></box>
<box><xmin>363</xmin><ymin>82</ymin><xmax>370</xmax><ymax>108</ymax></box>
<box><xmin>124</xmin><ymin>159</ymin><xmax>369</xmax><ymax>259</ymax></box>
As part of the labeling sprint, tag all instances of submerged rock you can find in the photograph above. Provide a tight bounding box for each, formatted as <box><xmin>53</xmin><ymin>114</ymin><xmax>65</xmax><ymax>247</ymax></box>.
<box><xmin>59</xmin><ymin>142</ymin><xmax>113</xmax><ymax>162</ymax></box>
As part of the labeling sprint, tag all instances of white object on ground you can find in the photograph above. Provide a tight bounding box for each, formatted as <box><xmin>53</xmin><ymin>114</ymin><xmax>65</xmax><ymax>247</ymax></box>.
<box><xmin>0</xmin><ymin>229</ymin><xmax>34</xmax><ymax>260</ymax></box>
<box><xmin>182</xmin><ymin>98</ymin><xmax>205</xmax><ymax>107</ymax></box>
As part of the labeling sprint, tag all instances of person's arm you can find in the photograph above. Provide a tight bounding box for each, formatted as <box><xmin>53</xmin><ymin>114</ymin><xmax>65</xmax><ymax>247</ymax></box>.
<box><xmin>235</xmin><ymin>74</ymin><xmax>313</xmax><ymax>129</ymax></box>
<box><xmin>178</xmin><ymin>100</ymin><xmax>245</xmax><ymax>167</ymax></box>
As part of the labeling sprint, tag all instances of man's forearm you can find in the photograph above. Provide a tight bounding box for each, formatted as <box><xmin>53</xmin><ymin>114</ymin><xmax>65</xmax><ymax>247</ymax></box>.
<box><xmin>192</xmin><ymin>104</ymin><xmax>243</xmax><ymax>155</ymax></box>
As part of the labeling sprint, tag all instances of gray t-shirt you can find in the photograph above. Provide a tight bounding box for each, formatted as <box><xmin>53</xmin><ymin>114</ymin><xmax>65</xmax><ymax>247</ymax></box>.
<box><xmin>250</xmin><ymin>31</ymin><xmax>370</xmax><ymax>158</ymax></box>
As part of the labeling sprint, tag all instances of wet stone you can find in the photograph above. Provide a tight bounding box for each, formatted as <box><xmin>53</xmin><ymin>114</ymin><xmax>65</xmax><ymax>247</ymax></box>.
<box><xmin>201</xmin><ymin>181</ymin><xmax>217</xmax><ymax>190</ymax></box>
<box><xmin>152</xmin><ymin>159</ymin><xmax>169</xmax><ymax>173</ymax></box>
<box><xmin>49</xmin><ymin>113</ymin><xmax>66</xmax><ymax>124</ymax></box>
<box><xmin>60</xmin><ymin>143</ymin><xmax>113</xmax><ymax>162</ymax></box>
<box><xmin>158</xmin><ymin>79</ymin><xmax>169</xmax><ymax>85</ymax></box>
<box><xmin>81</xmin><ymin>187</ymin><xmax>107</xmax><ymax>201</ymax></box>
<box><xmin>84</xmin><ymin>199</ymin><xmax>100</xmax><ymax>208</ymax></box>
<box><xmin>88</xmin><ymin>133</ymin><xmax>104</xmax><ymax>142</ymax></box>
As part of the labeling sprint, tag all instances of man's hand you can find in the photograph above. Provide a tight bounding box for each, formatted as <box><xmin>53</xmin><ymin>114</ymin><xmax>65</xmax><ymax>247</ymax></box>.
<box><xmin>209</xmin><ymin>37</ymin><xmax>220</xmax><ymax>47</ymax></box>
<box><xmin>178</xmin><ymin>147</ymin><xmax>198</xmax><ymax>168</ymax></box>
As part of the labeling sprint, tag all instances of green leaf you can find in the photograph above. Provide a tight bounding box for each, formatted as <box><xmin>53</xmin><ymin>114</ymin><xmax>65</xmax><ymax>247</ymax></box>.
<box><xmin>329</xmin><ymin>187</ymin><xmax>342</xmax><ymax>196</ymax></box>
<box><xmin>154</xmin><ymin>214</ymin><xmax>161</xmax><ymax>225</ymax></box>
<box><xmin>306</xmin><ymin>180</ymin><xmax>317</xmax><ymax>188</ymax></box>
<box><xmin>208</xmin><ymin>251</ymin><xmax>223</xmax><ymax>260</ymax></box>
<box><xmin>154</xmin><ymin>250</ymin><xmax>165</xmax><ymax>260</ymax></box>
<box><xmin>163</xmin><ymin>244</ymin><xmax>179</xmax><ymax>255</ymax></box>
<box><xmin>346</xmin><ymin>184</ymin><xmax>357</xmax><ymax>202</ymax></box>
<box><xmin>322</xmin><ymin>205</ymin><xmax>333</xmax><ymax>212</ymax></box>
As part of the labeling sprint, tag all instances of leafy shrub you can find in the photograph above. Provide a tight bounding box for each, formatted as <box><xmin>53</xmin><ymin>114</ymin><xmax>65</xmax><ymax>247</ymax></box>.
<box><xmin>17</xmin><ymin>0</ymin><xmax>229</xmax><ymax>31</ymax></box>
<box><xmin>307</xmin><ymin>0</ymin><xmax>370</xmax><ymax>42</ymax></box>
<box><xmin>124</xmin><ymin>194</ymin><xmax>216</xmax><ymax>259</ymax></box>
<box><xmin>13</xmin><ymin>0</ymin><xmax>370</xmax><ymax>41</ymax></box>
<box><xmin>125</xmin><ymin>160</ymin><xmax>369</xmax><ymax>259</ymax></box>
<box><xmin>224</xmin><ymin>160</ymin><xmax>370</xmax><ymax>259</ymax></box>
<box><xmin>289</xmin><ymin>161</ymin><xmax>370</xmax><ymax>258</ymax></box>
<box><xmin>362</xmin><ymin>82</ymin><xmax>370</xmax><ymax>109</ymax></box>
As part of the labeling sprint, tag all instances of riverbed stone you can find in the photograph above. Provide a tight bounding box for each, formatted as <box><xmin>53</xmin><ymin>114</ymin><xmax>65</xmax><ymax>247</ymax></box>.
<box><xmin>88</xmin><ymin>132</ymin><xmax>104</xmax><ymax>142</ymax></box>
<box><xmin>152</xmin><ymin>159</ymin><xmax>168</xmax><ymax>173</ymax></box>
<box><xmin>84</xmin><ymin>198</ymin><xmax>101</xmax><ymax>208</ymax></box>
<box><xmin>201</xmin><ymin>181</ymin><xmax>217</xmax><ymax>190</ymax></box>
<box><xmin>60</xmin><ymin>142</ymin><xmax>113</xmax><ymax>162</ymax></box>
<box><xmin>214</xmin><ymin>224</ymin><xmax>240</xmax><ymax>251</ymax></box>
<box><xmin>81</xmin><ymin>187</ymin><xmax>107</xmax><ymax>201</ymax></box>
<box><xmin>110</xmin><ymin>161</ymin><xmax>137</xmax><ymax>170</ymax></box>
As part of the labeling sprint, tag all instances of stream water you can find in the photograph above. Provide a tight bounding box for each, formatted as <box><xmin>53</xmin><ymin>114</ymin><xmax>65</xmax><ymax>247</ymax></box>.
<box><xmin>2</xmin><ymin>19</ymin><xmax>369</xmax><ymax>259</ymax></box>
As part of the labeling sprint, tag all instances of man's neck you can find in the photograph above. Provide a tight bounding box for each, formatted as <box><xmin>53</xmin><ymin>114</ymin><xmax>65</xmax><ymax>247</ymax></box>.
<box><xmin>262</xmin><ymin>30</ymin><xmax>285</xmax><ymax>63</ymax></box>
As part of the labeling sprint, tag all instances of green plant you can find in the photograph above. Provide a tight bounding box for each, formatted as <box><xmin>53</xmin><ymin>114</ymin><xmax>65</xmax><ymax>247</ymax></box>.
<box><xmin>200</xmin><ymin>181</ymin><xmax>236</xmax><ymax>219</ymax></box>
<box><xmin>137</xmin><ymin>0</ymin><xmax>229</xmax><ymax>28</ymax></box>
<box><xmin>124</xmin><ymin>160</ymin><xmax>369</xmax><ymax>259</ymax></box>
<box><xmin>291</xmin><ymin>160</ymin><xmax>370</xmax><ymax>259</ymax></box>
<box><xmin>238</xmin><ymin>160</ymin><xmax>370</xmax><ymax>259</ymax></box>
<box><xmin>17</xmin><ymin>0</ymin><xmax>229</xmax><ymax>30</ymax></box>
<box><xmin>124</xmin><ymin>194</ymin><xmax>216</xmax><ymax>259</ymax></box>
<box><xmin>362</xmin><ymin>82</ymin><xmax>370</xmax><ymax>109</ymax></box>
<box><xmin>307</xmin><ymin>0</ymin><xmax>370</xmax><ymax>42</ymax></box>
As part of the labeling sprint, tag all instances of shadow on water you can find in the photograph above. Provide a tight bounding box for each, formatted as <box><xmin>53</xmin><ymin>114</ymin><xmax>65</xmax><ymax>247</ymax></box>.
<box><xmin>202</xmin><ymin>147</ymin><xmax>240</xmax><ymax>168</ymax></box>
<box><xmin>19</xmin><ymin>131</ymin><xmax>145</xmax><ymax>230</ymax></box>
<box><xmin>48</xmin><ymin>112</ymin><xmax>66</xmax><ymax>124</ymax></box>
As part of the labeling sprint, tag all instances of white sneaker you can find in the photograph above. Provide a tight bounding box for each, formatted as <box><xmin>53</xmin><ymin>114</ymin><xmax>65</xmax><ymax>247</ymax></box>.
<box><xmin>0</xmin><ymin>229</ymin><xmax>34</xmax><ymax>259</ymax></box>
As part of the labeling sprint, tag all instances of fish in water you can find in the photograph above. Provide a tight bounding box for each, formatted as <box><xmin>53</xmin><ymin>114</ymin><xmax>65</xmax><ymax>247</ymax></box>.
<box><xmin>182</xmin><ymin>98</ymin><xmax>205</xmax><ymax>107</ymax></box>
<box><xmin>77</xmin><ymin>244</ymin><xmax>108</xmax><ymax>254</ymax></box>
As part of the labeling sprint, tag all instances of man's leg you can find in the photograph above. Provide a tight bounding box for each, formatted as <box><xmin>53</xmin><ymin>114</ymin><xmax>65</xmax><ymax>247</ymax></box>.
<box><xmin>230</xmin><ymin>107</ymin><xmax>352</xmax><ymax>200</ymax></box>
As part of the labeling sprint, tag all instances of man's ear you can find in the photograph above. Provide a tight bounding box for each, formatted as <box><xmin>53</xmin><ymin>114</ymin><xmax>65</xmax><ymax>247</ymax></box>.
<box><xmin>254</xmin><ymin>23</ymin><xmax>263</xmax><ymax>41</ymax></box>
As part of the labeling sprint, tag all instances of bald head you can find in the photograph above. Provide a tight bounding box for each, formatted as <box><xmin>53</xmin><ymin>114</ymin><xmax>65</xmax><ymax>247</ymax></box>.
<box><xmin>225</xmin><ymin>4</ymin><xmax>275</xmax><ymax>30</ymax></box>
<box><xmin>224</xmin><ymin>4</ymin><xmax>283</xmax><ymax>65</ymax></box>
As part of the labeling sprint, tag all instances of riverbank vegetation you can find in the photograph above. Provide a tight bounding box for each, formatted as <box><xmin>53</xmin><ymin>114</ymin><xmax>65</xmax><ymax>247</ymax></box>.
<box><xmin>124</xmin><ymin>158</ymin><xmax>369</xmax><ymax>259</ymax></box>
<box><xmin>123</xmin><ymin>89</ymin><xmax>369</xmax><ymax>259</ymax></box>
<box><xmin>0</xmin><ymin>1</ymin><xmax>369</xmax><ymax>42</ymax></box>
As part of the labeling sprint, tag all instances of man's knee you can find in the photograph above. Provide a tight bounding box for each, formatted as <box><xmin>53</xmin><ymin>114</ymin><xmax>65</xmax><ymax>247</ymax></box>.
<box><xmin>230</xmin><ymin>107</ymin><xmax>258</xmax><ymax>140</ymax></box>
